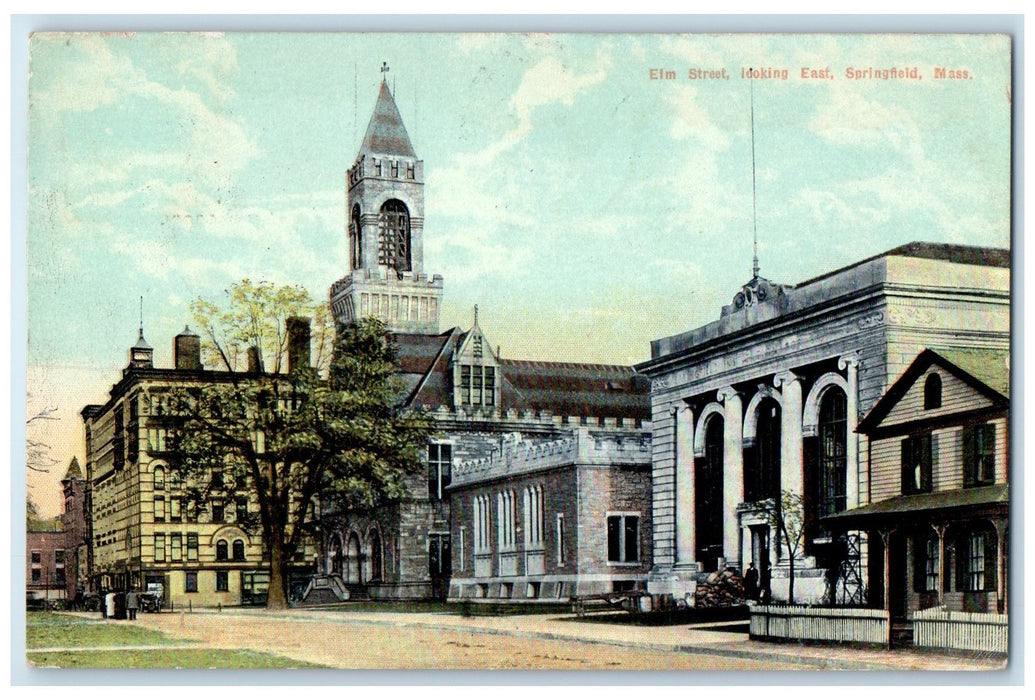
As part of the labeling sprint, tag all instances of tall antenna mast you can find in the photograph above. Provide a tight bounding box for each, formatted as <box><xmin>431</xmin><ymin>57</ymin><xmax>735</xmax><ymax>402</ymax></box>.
<box><xmin>138</xmin><ymin>295</ymin><xmax>145</xmax><ymax>340</ymax></box>
<box><xmin>750</xmin><ymin>70</ymin><xmax>760</xmax><ymax>280</ymax></box>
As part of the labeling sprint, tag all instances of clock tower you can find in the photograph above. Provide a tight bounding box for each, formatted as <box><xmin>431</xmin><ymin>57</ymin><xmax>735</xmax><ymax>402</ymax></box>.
<box><xmin>330</xmin><ymin>70</ymin><xmax>443</xmax><ymax>335</ymax></box>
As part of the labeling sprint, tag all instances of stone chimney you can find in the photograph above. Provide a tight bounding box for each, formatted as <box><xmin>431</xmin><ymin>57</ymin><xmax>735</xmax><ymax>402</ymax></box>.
<box><xmin>247</xmin><ymin>346</ymin><xmax>262</xmax><ymax>373</ymax></box>
<box><xmin>174</xmin><ymin>326</ymin><xmax>202</xmax><ymax>370</ymax></box>
<box><xmin>287</xmin><ymin>317</ymin><xmax>311</xmax><ymax>373</ymax></box>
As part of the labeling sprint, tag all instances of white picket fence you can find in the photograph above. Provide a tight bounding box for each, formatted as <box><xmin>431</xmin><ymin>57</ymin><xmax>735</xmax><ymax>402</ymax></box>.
<box><xmin>749</xmin><ymin>605</ymin><xmax>890</xmax><ymax>645</ymax></box>
<box><xmin>913</xmin><ymin>608</ymin><xmax>1008</xmax><ymax>654</ymax></box>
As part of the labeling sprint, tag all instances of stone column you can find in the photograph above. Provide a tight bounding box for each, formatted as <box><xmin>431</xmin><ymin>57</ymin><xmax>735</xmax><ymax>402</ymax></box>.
<box><xmin>839</xmin><ymin>354</ymin><xmax>861</xmax><ymax>509</ymax></box>
<box><xmin>674</xmin><ymin>405</ymin><xmax>696</xmax><ymax>567</ymax></box>
<box><xmin>718</xmin><ymin>387</ymin><xmax>744</xmax><ymax>571</ymax></box>
<box><xmin>774</xmin><ymin>371</ymin><xmax>804</xmax><ymax>499</ymax></box>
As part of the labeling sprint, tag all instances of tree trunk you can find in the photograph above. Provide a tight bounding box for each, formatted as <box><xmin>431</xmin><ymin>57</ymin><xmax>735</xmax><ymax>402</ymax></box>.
<box><xmin>789</xmin><ymin>560</ymin><xmax>796</xmax><ymax>605</ymax></box>
<box><xmin>265</xmin><ymin>525</ymin><xmax>289</xmax><ymax>610</ymax></box>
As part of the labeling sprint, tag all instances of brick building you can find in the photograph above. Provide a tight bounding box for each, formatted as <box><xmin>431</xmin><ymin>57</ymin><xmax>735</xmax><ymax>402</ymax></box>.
<box><xmin>636</xmin><ymin>245</ymin><xmax>1009</xmax><ymax>605</ymax></box>
<box><xmin>26</xmin><ymin>517</ymin><xmax>67</xmax><ymax>606</ymax></box>
<box><xmin>319</xmin><ymin>77</ymin><xmax>652</xmax><ymax>600</ymax></box>
<box><xmin>81</xmin><ymin>326</ymin><xmax>318</xmax><ymax>607</ymax></box>
<box><xmin>448</xmin><ymin>427</ymin><xmax>652</xmax><ymax>601</ymax></box>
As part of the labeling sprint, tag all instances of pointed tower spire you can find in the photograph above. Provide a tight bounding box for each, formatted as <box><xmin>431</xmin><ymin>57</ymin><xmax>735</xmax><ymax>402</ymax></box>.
<box><xmin>359</xmin><ymin>75</ymin><xmax>417</xmax><ymax>158</ymax></box>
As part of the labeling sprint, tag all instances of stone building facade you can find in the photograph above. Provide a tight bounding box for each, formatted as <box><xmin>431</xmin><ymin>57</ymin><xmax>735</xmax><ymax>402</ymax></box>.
<box><xmin>319</xmin><ymin>78</ymin><xmax>652</xmax><ymax>600</ymax></box>
<box><xmin>636</xmin><ymin>245</ymin><xmax>1009</xmax><ymax>605</ymax></box>
<box><xmin>448</xmin><ymin>427</ymin><xmax>652</xmax><ymax>601</ymax></box>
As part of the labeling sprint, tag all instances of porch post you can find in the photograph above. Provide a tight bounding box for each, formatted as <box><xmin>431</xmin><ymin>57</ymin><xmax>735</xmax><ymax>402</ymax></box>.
<box><xmin>718</xmin><ymin>387</ymin><xmax>744</xmax><ymax>571</ymax></box>
<box><xmin>993</xmin><ymin>518</ymin><xmax>1007</xmax><ymax>615</ymax></box>
<box><xmin>932</xmin><ymin>523</ymin><xmax>946</xmax><ymax>606</ymax></box>
<box><xmin>879</xmin><ymin>528</ymin><xmax>894</xmax><ymax>649</ymax></box>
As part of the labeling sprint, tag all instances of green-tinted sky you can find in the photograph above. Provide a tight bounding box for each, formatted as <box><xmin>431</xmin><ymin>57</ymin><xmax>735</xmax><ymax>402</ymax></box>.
<box><xmin>26</xmin><ymin>32</ymin><xmax>1011</xmax><ymax>513</ymax></box>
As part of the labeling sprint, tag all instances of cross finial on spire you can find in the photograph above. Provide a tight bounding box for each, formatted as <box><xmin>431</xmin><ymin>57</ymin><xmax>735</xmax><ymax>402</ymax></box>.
<box><xmin>381</xmin><ymin>61</ymin><xmax>390</xmax><ymax>80</ymax></box>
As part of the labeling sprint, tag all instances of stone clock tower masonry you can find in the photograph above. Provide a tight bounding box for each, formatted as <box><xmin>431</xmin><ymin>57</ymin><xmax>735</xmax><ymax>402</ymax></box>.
<box><xmin>329</xmin><ymin>75</ymin><xmax>444</xmax><ymax>334</ymax></box>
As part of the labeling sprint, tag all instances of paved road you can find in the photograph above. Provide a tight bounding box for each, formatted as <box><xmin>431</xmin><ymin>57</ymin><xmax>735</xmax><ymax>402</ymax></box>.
<box><xmin>102</xmin><ymin>607</ymin><xmax>1006</xmax><ymax>672</ymax></box>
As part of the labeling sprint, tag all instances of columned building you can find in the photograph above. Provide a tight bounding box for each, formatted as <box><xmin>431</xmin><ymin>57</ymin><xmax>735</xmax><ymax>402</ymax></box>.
<box><xmin>636</xmin><ymin>244</ymin><xmax>1009</xmax><ymax>605</ymax></box>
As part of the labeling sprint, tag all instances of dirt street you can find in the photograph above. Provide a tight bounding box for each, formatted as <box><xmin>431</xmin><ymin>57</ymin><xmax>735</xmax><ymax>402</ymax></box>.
<box><xmin>123</xmin><ymin>608</ymin><xmax>1006</xmax><ymax>672</ymax></box>
<box><xmin>127</xmin><ymin>609</ymin><xmax>802</xmax><ymax>670</ymax></box>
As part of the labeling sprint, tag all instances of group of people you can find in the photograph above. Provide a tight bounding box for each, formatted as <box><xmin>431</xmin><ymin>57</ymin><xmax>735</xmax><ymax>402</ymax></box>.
<box><xmin>743</xmin><ymin>562</ymin><xmax>772</xmax><ymax>603</ymax></box>
<box><xmin>96</xmin><ymin>588</ymin><xmax>141</xmax><ymax>620</ymax></box>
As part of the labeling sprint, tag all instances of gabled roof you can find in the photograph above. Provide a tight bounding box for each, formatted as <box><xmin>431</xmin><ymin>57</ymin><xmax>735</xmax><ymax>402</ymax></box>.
<box><xmin>62</xmin><ymin>456</ymin><xmax>82</xmax><ymax>480</ymax></box>
<box><xmin>857</xmin><ymin>348</ymin><xmax>1010</xmax><ymax>434</ymax></box>
<box><xmin>359</xmin><ymin>81</ymin><xmax>417</xmax><ymax>158</ymax></box>
<box><xmin>393</xmin><ymin>328</ymin><xmax>651</xmax><ymax>420</ymax></box>
<box><xmin>500</xmin><ymin>359</ymin><xmax>650</xmax><ymax>420</ymax></box>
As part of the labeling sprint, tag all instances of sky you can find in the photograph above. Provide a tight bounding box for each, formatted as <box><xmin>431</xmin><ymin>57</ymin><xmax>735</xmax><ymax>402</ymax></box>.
<box><xmin>23</xmin><ymin>32</ymin><xmax>1012</xmax><ymax>516</ymax></box>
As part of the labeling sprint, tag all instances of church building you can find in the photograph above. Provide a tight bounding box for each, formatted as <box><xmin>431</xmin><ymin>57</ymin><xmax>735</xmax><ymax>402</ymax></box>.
<box><xmin>320</xmin><ymin>76</ymin><xmax>652</xmax><ymax>601</ymax></box>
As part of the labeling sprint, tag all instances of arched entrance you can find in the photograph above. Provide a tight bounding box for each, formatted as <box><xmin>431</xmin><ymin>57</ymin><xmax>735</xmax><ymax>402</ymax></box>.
<box><xmin>696</xmin><ymin>415</ymin><xmax>724</xmax><ymax>571</ymax></box>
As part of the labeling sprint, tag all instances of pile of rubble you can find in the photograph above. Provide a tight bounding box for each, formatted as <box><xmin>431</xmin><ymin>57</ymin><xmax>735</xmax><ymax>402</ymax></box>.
<box><xmin>693</xmin><ymin>567</ymin><xmax>747</xmax><ymax>608</ymax></box>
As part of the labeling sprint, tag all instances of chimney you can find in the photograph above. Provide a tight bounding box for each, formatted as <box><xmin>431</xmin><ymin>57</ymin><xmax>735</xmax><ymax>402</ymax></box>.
<box><xmin>287</xmin><ymin>317</ymin><xmax>311</xmax><ymax>373</ymax></box>
<box><xmin>174</xmin><ymin>325</ymin><xmax>202</xmax><ymax>370</ymax></box>
<box><xmin>247</xmin><ymin>346</ymin><xmax>262</xmax><ymax>373</ymax></box>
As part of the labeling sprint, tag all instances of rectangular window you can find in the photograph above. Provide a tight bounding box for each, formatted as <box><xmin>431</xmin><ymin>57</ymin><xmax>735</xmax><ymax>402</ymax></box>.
<box><xmin>967</xmin><ymin>533</ymin><xmax>985</xmax><ymax>591</ymax></box>
<box><xmin>236</xmin><ymin>496</ymin><xmax>248</xmax><ymax>522</ymax></box>
<box><xmin>497</xmin><ymin>491</ymin><xmax>515</xmax><ymax>549</ymax></box>
<box><xmin>170</xmin><ymin>497</ymin><xmax>182</xmax><ymax>522</ymax></box>
<box><xmin>556</xmin><ymin>514</ymin><xmax>566</xmax><ymax>566</ymax></box>
<box><xmin>391</xmin><ymin>161</ymin><xmax>399</xmax><ymax>178</ymax></box>
<box><xmin>460</xmin><ymin>366</ymin><xmax>471</xmax><ymax>405</ymax></box>
<box><xmin>428</xmin><ymin>443</ymin><xmax>452</xmax><ymax>500</ymax></box>
<box><xmin>607</xmin><ymin>514</ymin><xmax>640</xmax><ymax>564</ymax></box>
<box><xmin>964</xmin><ymin>424</ymin><xmax>997</xmax><ymax>487</ymax></box>
<box><xmin>154</xmin><ymin>496</ymin><xmax>165</xmax><ymax>522</ymax></box>
<box><xmin>31</xmin><ymin>551</ymin><xmax>41</xmax><ymax>564</ymax></box>
<box><xmin>186</xmin><ymin>532</ymin><xmax>199</xmax><ymax>561</ymax></box>
<box><xmin>457</xmin><ymin>529</ymin><xmax>465</xmax><ymax>573</ymax></box>
<box><xmin>216</xmin><ymin>571</ymin><xmax>229</xmax><ymax>592</ymax></box>
<box><xmin>185</xmin><ymin>571</ymin><xmax>198</xmax><ymax>593</ymax></box>
<box><xmin>901</xmin><ymin>434</ymin><xmax>933</xmax><ymax>494</ymax></box>
<box><xmin>484</xmin><ymin>367</ymin><xmax>495</xmax><ymax>406</ymax></box>
<box><xmin>472</xmin><ymin>366</ymin><xmax>483</xmax><ymax>405</ymax></box>
<box><xmin>154</xmin><ymin>534</ymin><xmax>166</xmax><ymax>562</ymax></box>
<box><xmin>31</xmin><ymin>567</ymin><xmax>41</xmax><ymax>582</ymax></box>
<box><xmin>406</xmin><ymin>162</ymin><xmax>415</xmax><ymax>179</ymax></box>
<box><xmin>211</xmin><ymin>501</ymin><xmax>224</xmax><ymax>523</ymax></box>
<box><xmin>170</xmin><ymin>533</ymin><xmax>182</xmax><ymax>561</ymax></box>
<box><xmin>914</xmin><ymin>535</ymin><xmax>939</xmax><ymax>592</ymax></box>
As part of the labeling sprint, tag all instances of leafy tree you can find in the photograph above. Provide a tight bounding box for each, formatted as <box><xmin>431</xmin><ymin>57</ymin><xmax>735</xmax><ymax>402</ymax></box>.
<box><xmin>166</xmin><ymin>281</ymin><xmax>430</xmax><ymax>609</ymax></box>
<box><xmin>764</xmin><ymin>490</ymin><xmax>807</xmax><ymax>604</ymax></box>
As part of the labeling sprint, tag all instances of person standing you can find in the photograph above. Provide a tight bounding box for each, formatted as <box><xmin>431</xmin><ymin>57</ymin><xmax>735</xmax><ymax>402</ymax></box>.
<box><xmin>743</xmin><ymin>562</ymin><xmax>759</xmax><ymax>602</ymax></box>
<box><xmin>126</xmin><ymin>589</ymin><xmax>139</xmax><ymax>621</ymax></box>
<box><xmin>99</xmin><ymin>588</ymin><xmax>107</xmax><ymax>619</ymax></box>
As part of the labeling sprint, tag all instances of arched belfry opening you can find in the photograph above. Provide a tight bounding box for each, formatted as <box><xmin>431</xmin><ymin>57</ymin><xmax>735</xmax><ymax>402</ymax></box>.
<box><xmin>378</xmin><ymin>199</ymin><xmax>411</xmax><ymax>273</ymax></box>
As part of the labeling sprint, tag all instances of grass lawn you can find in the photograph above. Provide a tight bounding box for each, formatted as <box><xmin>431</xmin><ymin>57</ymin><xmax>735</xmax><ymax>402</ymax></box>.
<box><xmin>26</xmin><ymin>611</ymin><xmax>182</xmax><ymax>648</ymax></box>
<box><xmin>25</xmin><ymin>612</ymin><xmax>325</xmax><ymax>669</ymax></box>
<box><xmin>27</xmin><ymin>648</ymin><xmax>326</xmax><ymax>669</ymax></box>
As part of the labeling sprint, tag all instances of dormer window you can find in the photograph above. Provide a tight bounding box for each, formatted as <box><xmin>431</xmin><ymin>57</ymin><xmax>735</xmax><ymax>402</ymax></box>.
<box><xmin>458</xmin><ymin>365</ymin><xmax>496</xmax><ymax>407</ymax></box>
<box><xmin>924</xmin><ymin>373</ymin><xmax>942</xmax><ymax>410</ymax></box>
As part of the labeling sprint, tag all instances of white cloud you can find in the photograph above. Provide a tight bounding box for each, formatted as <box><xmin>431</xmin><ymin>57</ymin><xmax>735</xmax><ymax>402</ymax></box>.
<box><xmin>666</xmin><ymin>84</ymin><xmax>732</xmax><ymax>150</ymax></box>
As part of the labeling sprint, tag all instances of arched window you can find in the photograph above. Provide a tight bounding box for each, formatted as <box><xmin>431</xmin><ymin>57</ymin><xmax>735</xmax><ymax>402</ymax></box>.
<box><xmin>696</xmin><ymin>416</ymin><xmax>725</xmax><ymax>572</ymax></box>
<box><xmin>751</xmin><ymin>399</ymin><xmax>781</xmax><ymax>502</ymax></box>
<box><xmin>377</xmin><ymin>199</ymin><xmax>411</xmax><ymax>273</ymax></box>
<box><xmin>924</xmin><ymin>373</ymin><xmax>942</xmax><ymax>410</ymax></box>
<box><xmin>232</xmin><ymin>539</ymin><xmax>245</xmax><ymax>561</ymax></box>
<box><xmin>346</xmin><ymin>533</ymin><xmax>362</xmax><ymax>584</ymax></box>
<box><xmin>153</xmin><ymin>466</ymin><xmax>165</xmax><ymax>490</ymax></box>
<box><xmin>216</xmin><ymin>539</ymin><xmax>228</xmax><ymax>561</ymax></box>
<box><xmin>350</xmin><ymin>204</ymin><xmax>363</xmax><ymax>270</ymax></box>
<box><xmin>368</xmin><ymin>530</ymin><xmax>383</xmax><ymax>582</ymax></box>
<box><xmin>818</xmin><ymin>388</ymin><xmax>848</xmax><ymax>516</ymax></box>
